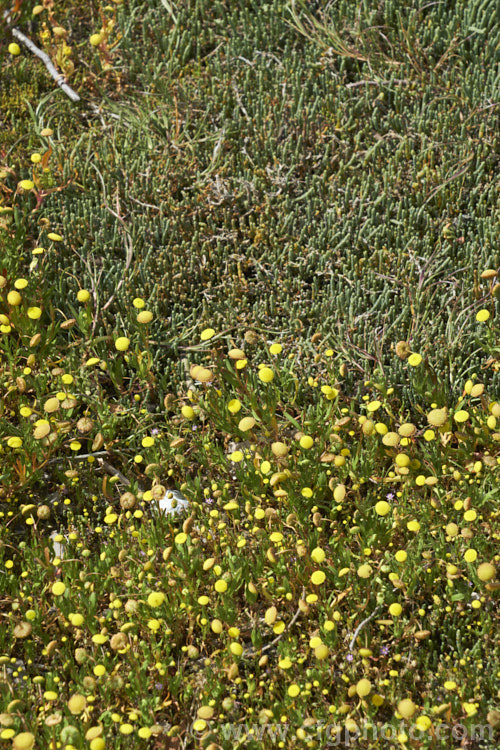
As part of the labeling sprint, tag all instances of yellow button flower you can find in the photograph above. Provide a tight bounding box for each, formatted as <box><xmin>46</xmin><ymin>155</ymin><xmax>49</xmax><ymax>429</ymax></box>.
<box><xmin>258</xmin><ymin>367</ymin><xmax>274</xmax><ymax>383</ymax></box>
<box><xmin>476</xmin><ymin>309</ymin><xmax>490</xmax><ymax>322</ymax></box>
<box><xmin>197</xmin><ymin>706</ymin><xmax>214</xmax><ymax>719</ymax></box>
<box><xmin>356</xmin><ymin>679</ymin><xmax>372</xmax><ymax>697</ymax></box>
<box><xmin>271</xmin><ymin>441</ymin><xmax>289</xmax><ymax>457</ymax></box>
<box><xmin>311</xmin><ymin>547</ymin><xmax>325</xmax><ymax>564</ymax></box>
<box><xmin>200</xmin><ymin>327</ymin><xmax>215</xmax><ymax>340</ymax></box>
<box><xmin>395</xmin><ymin>453</ymin><xmax>410</xmax><ymax>467</ymax></box>
<box><xmin>382</xmin><ymin>434</ymin><xmax>400</xmax><ymax>451</ymax></box>
<box><xmin>238</xmin><ymin>416</ymin><xmax>256</xmax><ymax>432</ymax></box>
<box><xmin>314</xmin><ymin>644</ymin><xmax>329</xmax><ymax>660</ymax></box>
<box><xmin>397</xmin><ymin>699</ymin><xmax>416</xmax><ymax>718</ymax></box>
<box><xmin>12</xmin><ymin>733</ymin><xmax>35</xmax><ymax>750</ymax></box>
<box><xmin>357</xmin><ymin>564</ymin><xmax>372</xmax><ymax>579</ymax></box>
<box><xmin>463</xmin><ymin>549</ymin><xmax>477</xmax><ymax>563</ymax></box>
<box><xmin>299</xmin><ymin>435</ymin><xmax>314</xmax><ymax>449</ymax></box>
<box><xmin>147</xmin><ymin>592</ymin><xmax>165</xmax><ymax>607</ymax></box>
<box><xmin>7</xmin><ymin>291</ymin><xmax>22</xmax><ymax>306</ymax></box>
<box><xmin>310</xmin><ymin>570</ymin><xmax>326</xmax><ymax>585</ymax></box>
<box><xmin>90</xmin><ymin>33</ymin><xmax>103</xmax><ymax>47</ymax></box>
<box><xmin>389</xmin><ymin>603</ymin><xmax>402</xmax><ymax>617</ymax></box>
<box><xmin>415</xmin><ymin>715</ymin><xmax>432</xmax><ymax>731</ymax></box>
<box><xmin>408</xmin><ymin>353</ymin><xmax>422</xmax><ymax>366</ymax></box>
<box><xmin>477</xmin><ymin>562</ymin><xmax>495</xmax><ymax>581</ymax></box>
<box><xmin>7</xmin><ymin>436</ymin><xmax>23</xmax><ymax>448</ymax></box>
<box><xmin>115</xmin><ymin>336</ymin><xmax>130</xmax><ymax>352</ymax></box>
<box><xmin>67</xmin><ymin>693</ymin><xmax>87</xmax><ymax>714</ymax></box>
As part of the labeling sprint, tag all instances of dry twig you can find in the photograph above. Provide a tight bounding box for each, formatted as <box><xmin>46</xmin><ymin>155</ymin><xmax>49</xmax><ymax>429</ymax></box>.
<box><xmin>3</xmin><ymin>10</ymin><xmax>81</xmax><ymax>103</ymax></box>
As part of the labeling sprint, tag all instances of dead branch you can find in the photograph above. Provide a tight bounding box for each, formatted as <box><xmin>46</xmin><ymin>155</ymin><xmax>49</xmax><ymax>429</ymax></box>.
<box><xmin>3</xmin><ymin>10</ymin><xmax>81</xmax><ymax>103</ymax></box>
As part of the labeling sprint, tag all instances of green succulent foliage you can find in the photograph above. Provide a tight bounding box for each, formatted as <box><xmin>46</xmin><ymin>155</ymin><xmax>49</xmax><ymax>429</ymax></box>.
<box><xmin>2</xmin><ymin>0</ymin><xmax>498</xmax><ymax>408</ymax></box>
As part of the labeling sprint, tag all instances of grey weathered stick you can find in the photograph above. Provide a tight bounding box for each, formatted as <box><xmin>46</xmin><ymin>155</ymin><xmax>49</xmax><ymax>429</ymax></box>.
<box><xmin>245</xmin><ymin>586</ymin><xmax>307</xmax><ymax>658</ymax></box>
<box><xmin>11</xmin><ymin>27</ymin><xmax>81</xmax><ymax>102</ymax></box>
<box><xmin>99</xmin><ymin>459</ymin><xmax>146</xmax><ymax>493</ymax></box>
<box><xmin>46</xmin><ymin>450</ymin><xmax>109</xmax><ymax>464</ymax></box>
<box><xmin>349</xmin><ymin>605</ymin><xmax>381</xmax><ymax>651</ymax></box>
<box><xmin>3</xmin><ymin>11</ymin><xmax>81</xmax><ymax>103</ymax></box>
<box><xmin>99</xmin><ymin>460</ymin><xmax>131</xmax><ymax>488</ymax></box>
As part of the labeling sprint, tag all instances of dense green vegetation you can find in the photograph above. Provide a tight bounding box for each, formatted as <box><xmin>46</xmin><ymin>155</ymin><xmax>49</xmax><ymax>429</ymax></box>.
<box><xmin>1</xmin><ymin>0</ymin><xmax>499</xmax><ymax>748</ymax></box>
